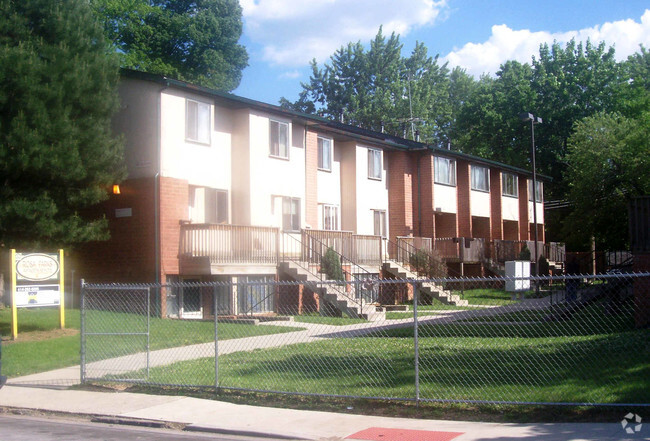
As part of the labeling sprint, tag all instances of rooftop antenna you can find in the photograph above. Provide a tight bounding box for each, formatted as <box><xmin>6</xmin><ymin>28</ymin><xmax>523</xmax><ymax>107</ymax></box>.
<box><xmin>397</xmin><ymin>73</ymin><xmax>423</xmax><ymax>141</ymax></box>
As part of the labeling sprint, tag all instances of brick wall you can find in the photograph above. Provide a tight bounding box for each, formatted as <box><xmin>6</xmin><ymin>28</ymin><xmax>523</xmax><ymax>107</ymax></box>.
<box><xmin>456</xmin><ymin>160</ymin><xmax>471</xmax><ymax>237</ymax></box>
<box><xmin>386</xmin><ymin>151</ymin><xmax>415</xmax><ymax>241</ymax></box>
<box><xmin>489</xmin><ymin>169</ymin><xmax>503</xmax><ymax>240</ymax></box>
<box><xmin>73</xmin><ymin>177</ymin><xmax>157</xmax><ymax>284</ymax></box>
<box><xmin>435</xmin><ymin>212</ymin><xmax>457</xmax><ymax>237</ymax></box>
<box><xmin>518</xmin><ymin>176</ymin><xmax>529</xmax><ymax>240</ymax></box>
<box><xmin>305</xmin><ymin>130</ymin><xmax>319</xmax><ymax>229</ymax></box>
<box><xmin>159</xmin><ymin>176</ymin><xmax>189</xmax><ymax>284</ymax></box>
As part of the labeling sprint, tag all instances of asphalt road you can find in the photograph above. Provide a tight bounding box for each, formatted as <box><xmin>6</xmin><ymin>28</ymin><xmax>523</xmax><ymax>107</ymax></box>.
<box><xmin>0</xmin><ymin>414</ymin><xmax>296</xmax><ymax>441</ymax></box>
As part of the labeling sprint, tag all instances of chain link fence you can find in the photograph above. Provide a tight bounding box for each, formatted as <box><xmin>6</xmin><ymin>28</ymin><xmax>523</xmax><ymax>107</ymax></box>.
<box><xmin>81</xmin><ymin>272</ymin><xmax>650</xmax><ymax>406</ymax></box>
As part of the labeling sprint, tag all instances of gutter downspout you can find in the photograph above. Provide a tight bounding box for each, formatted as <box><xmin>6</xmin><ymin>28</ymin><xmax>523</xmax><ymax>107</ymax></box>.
<box><xmin>155</xmin><ymin>81</ymin><xmax>169</xmax><ymax>291</ymax></box>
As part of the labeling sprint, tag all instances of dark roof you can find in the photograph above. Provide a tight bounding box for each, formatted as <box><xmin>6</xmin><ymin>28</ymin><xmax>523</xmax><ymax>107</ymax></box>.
<box><xmin>121</xmin><ymin>68</ymin><xmax>550</xmax><ymax>181</ymax></box>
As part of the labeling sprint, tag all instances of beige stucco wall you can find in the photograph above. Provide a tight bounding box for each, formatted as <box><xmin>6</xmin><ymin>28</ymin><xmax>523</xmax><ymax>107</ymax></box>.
<box><xmin>340</xmin><ymin>141</ymin><xmax>357</xmax><ymax>232</ymax></box>
<box><xmin>470</xmin><ymin>189</ymin><xmax>491</xmax><ymax>217</ymax></box>
<box><xmin>355</xmin><ymin>145</ymin><xmax>389</xmax><ymax>235</ymax></box>
<box><xmin>248</xmin><ymin>112</ymin><xmax>305</xmax><ymax>229</ymax></box>
<box><xmin>116</xmin><ymin>78</ymin><xmax>160</xmax><ymax>179</ymax></box>
<box><xmin>317</xmin><ymin>138</ymin><xmax>342</xmax><ymax>229</ymax></box>
<box><xmin>502</xmin><ymin>195</ymin><xmax>519</xmax><ymax>221</ymax></box>
<box><xmin>434</xmin><ymin>184</ymin><xmax>457</xmax><ymax>213</ymax></box>
<box><xmin>528</xmin><ymin>180</ymin><xmax>544</xmax><ymax>224</ymax></box>
<box><xmin>159</xmin><ymin>89</ymin><xmax>231</xmax><ymax>193</ymax></box>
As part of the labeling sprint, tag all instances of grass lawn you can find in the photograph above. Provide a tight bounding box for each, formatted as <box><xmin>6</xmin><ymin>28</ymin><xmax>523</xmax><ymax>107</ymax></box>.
<box><xmin>454</xmin><ymin>288</ymin><xmax>522</xmax><ymax>306</ymax></box>
<box><xmin>0</xmin><ymin>307</ymin><xmax>302</xmax><ymax>378</ymax></box>
<box><xmin>128</xmin><ymin>300</ymin><xmax>649</xmax><ymax>404</ymax></box>
<box><xmin>292</xmin><ymin>313</ymin><xmax>367</xmax><ymax>326</ymax></box>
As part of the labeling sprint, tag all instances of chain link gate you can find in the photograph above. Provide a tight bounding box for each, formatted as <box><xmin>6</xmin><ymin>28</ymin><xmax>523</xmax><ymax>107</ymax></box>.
<box><xmin>81</xmin><ymin>281</ymin><xmax>151</xmax><ymax>383</ymax></box>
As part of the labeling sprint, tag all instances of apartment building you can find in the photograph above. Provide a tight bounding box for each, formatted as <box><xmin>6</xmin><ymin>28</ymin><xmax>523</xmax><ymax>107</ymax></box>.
<box><xmin>75</xmin><ymin>69</ymin><xmax>551</xmax><ymax>319</ymax></box>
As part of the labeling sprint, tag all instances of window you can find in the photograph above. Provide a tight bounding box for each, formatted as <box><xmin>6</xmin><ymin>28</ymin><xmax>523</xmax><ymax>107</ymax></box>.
<box><xmin>471</xmin><ymin>165</ymin><xmax>489</xmax><ymax>192</ymax></box>
<box><xmin>318</xmin><ymin>137</ymin><xmax>332</xmax><ymax>171</ymax></box>
<box><xmin>282</xmin><ymin>197</ymin><xmax>300</xmax><ymax>231</ymax></box>
<box><xmin>434</xmin><ymin>157</ymin><xmax>456</xmax><ymax>186</ymax></box>
<box><xmin>270</xmin><ymin>120</ymin><xmax>289</xmax><ymax>158</ymax></box>
<box><xmin>502</xmin><ymin>173</ymin><xmax>518</xmax><ymax>197</ymax></box>
<box><xmin>373</xmin><ymin>210</ymin><xmax>387</xmax><ymax>238</ymax></box>
<box><xmin>237</xmin><ymin>276</ymin><xmax>274</xmax><ymax>313</ymax></box>
<box><xmin>189</xmin><ymin>187</ymin><xmax>228</xmax><ymax>224</ymax></box>
<box><xmin>368</xmin><ymin>148</ymin><xmax>382</xmax><ymax>180</ymax></box>
<box><xmin>186</xmin><ymin>99</ymin><xmax>211</xmax><ymax>144</ymax></box>
<box><xmin>528</xmin><ymin>180</ymin><xmax>543</xmax><ymax>202</ymax></box>
<box><xmin>322</xmin><ymin>204</ymin><xmax>339</xmax><ymax>230</ymax></box>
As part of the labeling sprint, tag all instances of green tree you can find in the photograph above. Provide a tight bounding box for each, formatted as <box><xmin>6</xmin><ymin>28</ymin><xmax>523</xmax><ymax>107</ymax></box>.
<box><xmin>454</xmin><ymin>60</ymin><xmax>534</xmax><ymax>167</ymax></box>
<box><xmin>0</xmin><ymin>0</ymin><xmax>125</xmax><ymax>248</ymax></box>
<box><xmin>564</xmin><ymin>112</ymin><xmax>650</xmax><ymax>250</ymax></box>
<box><xmin>283</xmin><ymin>29</ymin><xmax>453</xmax><ymax>145</ymax></box>
<box><xmin>92</xmin><ymin>0</ymin><xmax>248</xmax><ymax>91</ymax></box>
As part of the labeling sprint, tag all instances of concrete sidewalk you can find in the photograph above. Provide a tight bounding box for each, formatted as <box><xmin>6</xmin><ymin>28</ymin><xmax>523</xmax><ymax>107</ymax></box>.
<box><xmin>0</xmin><ymin>383</ymin><xmax>633</xmax><ymax>440</ymax></box>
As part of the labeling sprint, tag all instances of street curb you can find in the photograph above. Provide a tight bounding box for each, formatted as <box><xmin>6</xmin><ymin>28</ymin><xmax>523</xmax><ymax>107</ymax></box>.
<box><xmin>91</xmin><ymin>415</ymin><xmax>181</xmax><ymax>429</ymax></box>
<box><xmin>184</xmin><ymin>424</ymin><xmax>310</xmax><ymax>440</ymax></box>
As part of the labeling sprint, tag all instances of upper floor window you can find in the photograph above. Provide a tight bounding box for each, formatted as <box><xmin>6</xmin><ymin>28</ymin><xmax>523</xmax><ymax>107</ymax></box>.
<box><xmin>434</xmin><ymin>157</ymin><xmax>456</xmax><ymax>186</ymax></box>
<box><xmin>322</xmin><ymin>204</ymin><xmax>339</xmax><ymax>230</ymax></box>
<box><xmin>528</xmin><ymin>180</ymin><xmax>543</xmax><ymax>203</ymax></box>
<box><xmin>282</xmin><ymin>197</ymin><xmax>300</xmax><ymax>232</ymax></box>
<box><xmin>270</xmin><ymin>120</ymin><xmax>289</xmax><ymax>158</ymax></box>
<box><xmin>471</xmin><ymin>165</ymin><xmax>489</xmax><ymax>192</ymax></box>
<box><xmin>318</xmin><ymin>137</ymin><xmax>332</xmax><ymax>171</ymax></box>
<box><xmin>186</xmin><ymin>99</ymin><xmax>211</xmax><ymax>144</ymax></box>
<box><xmin>368</xmin><ymin>148</ymin><xmax>382</xmax><ymax>180</ymax></box>
<box><xmin>502</xmin><ymin>173</ymin><xmax>518</xmax><ymax>197</ymax></box>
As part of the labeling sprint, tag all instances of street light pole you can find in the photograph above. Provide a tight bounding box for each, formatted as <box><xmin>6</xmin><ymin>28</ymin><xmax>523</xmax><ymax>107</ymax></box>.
<box><xmin>519</xmin><ymin>112</ymin><xmax>542</xmax><ymax>285</ymax></box>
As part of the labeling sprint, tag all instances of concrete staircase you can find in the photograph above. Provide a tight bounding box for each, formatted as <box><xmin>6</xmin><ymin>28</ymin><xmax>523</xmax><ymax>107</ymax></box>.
<box><xmin>279</xmin><ymin>261</ymin><xmax>386</xmax><ymax>321</ymax></box>
<box><xmin>382</xmin><ymin>261</ymin><xmax>469</xmax><ymax>307</ymax></box>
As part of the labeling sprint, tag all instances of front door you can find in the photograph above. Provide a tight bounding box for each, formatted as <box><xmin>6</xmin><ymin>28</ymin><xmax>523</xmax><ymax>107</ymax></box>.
<box><xmin>181</xmin><ymin>278</ymin><xmax>202</xmax><ymax>319</ymax></box>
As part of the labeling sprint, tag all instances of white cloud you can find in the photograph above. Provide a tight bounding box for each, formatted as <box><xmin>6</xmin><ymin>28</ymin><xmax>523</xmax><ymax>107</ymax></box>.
<box><xmin>279</xmin><ymin>70</ymin><xmax>301</xmax><ymax>79</ymax></box>
<box><xmin>444</xmin><ymin>10</ymin><xmax>650</xmax><ymax>77</ymax></box>
<box><xmin>241</xmin><ymin>0</ymin><xmax>448</xmax><ymax>66</ymax></box>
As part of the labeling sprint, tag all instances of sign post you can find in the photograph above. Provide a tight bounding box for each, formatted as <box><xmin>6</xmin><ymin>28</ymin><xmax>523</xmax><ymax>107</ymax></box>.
<box><xmin>10</xmin><ymin>249</ymin><xmax>65</xmax><ymax>340</ymax></box>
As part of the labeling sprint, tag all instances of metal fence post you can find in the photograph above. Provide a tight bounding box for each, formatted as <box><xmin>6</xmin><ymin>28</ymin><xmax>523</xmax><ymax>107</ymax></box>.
<box><xmin>80</xmin><ymin>279</ymin><xmax>86</xmax><ymax>384</ymax></box>
<box><xmin>146</xmin><ymin>286</ymin><xmax>151</xmax><ymax>379</ymax></box>
<box><xmin>214</xmin><ymin>283</ymin><xmax>219</xmax><ymax>391</ymax></box>
<box><xmin>412</xmin><ymin>281</ymin><xmax>420</xmax><ymax>406</ymax></box>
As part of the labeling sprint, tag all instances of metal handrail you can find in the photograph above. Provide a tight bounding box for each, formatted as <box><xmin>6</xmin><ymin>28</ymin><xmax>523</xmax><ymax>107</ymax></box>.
<box><xmin>280</xmin><ymin>231</ymin><xmax>365</xmax><ymax>313</ymax></box>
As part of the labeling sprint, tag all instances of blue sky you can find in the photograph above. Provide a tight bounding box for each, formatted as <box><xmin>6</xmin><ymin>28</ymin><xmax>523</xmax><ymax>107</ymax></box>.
<box><xmin>234</xmin><ymin>1</ymin><xmax>650</xmax><ymax>105</ymax></box>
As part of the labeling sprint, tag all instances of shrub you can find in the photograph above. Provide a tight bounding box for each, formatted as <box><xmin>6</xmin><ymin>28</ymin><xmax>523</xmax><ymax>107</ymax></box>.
<box><xmin>408</xmin><ymin>249</ymin><xmax>447</xmax><ymax>278</ymax></box>
<box><xmin>321</xmin><ymin>247</ymin><xmax>344</xmax><ymax>281</ymax></box>
<box><xmin>538</xmin><ymin>255</ymin><xmax>550</xmax><ymax>277</ymax></box>
<box><xmin>518</xmin><ymin>244</ymin><xmax>531</xmax><ymax>261</ymax></box>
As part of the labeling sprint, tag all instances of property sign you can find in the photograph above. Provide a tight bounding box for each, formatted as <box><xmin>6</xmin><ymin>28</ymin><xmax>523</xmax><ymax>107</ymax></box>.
<box><xmin>15</xmin><ymin>253</ymin><xmax>60</xmax><ymax>282</ymax></box>
<box><xmin>15</xmin><ymin>285</ymin><xmax>60</xmax><ymax>307</ymax></box>
<box><xmin>10</xmin><ymin>249</ymin><xmax>65</xmax><ymax>339</ymax></box>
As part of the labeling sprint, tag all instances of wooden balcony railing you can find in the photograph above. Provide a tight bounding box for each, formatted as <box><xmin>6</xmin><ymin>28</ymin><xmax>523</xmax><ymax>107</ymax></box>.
<box><xmin>180</xmin><ymin>223</ymin><xmax>279</xmax><ymax>264</ymax></box>
<box><xmin>352</xmin><ymin>234</ymin><xmax>382</xmax><ymax>266</ymax></box>
<box><xmin>434</xmin><ymin>237</ymin><xmax>486</xmax><ymax>262</ymax></box>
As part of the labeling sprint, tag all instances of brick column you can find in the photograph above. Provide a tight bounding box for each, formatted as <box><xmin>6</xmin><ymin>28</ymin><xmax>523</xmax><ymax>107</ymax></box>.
<box><xmin>490</xmin><ymin>169</ymin><xmax>503</xmax><ymax>241</ymax></box>
<box><xmin>387</xmin><ymin>151</ymin><xmax>414</xmax><ymax>241</ymax></box>
<box><xmin>159</xmin><ymin>176</ymin><xmax>189</xmax><ymax>282</ymax></box>
<box><xmin>419</xmin><ymin>155</ymin><xmax>435</xmax><ymax>238</ymax></box>
<box><xmin>518</xmin><ymin>176</ymin><xmax>529</xmax><ymax>240</ymax></box>
<box><xmin>305</xmin><ymin>130</ymin><xmax>319</xmax><ymax>229</ymax></box>
<box><xmin>456</xmin><ymin>160</ymin><xmax>471</xmax><ymax>237</ymax></box>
